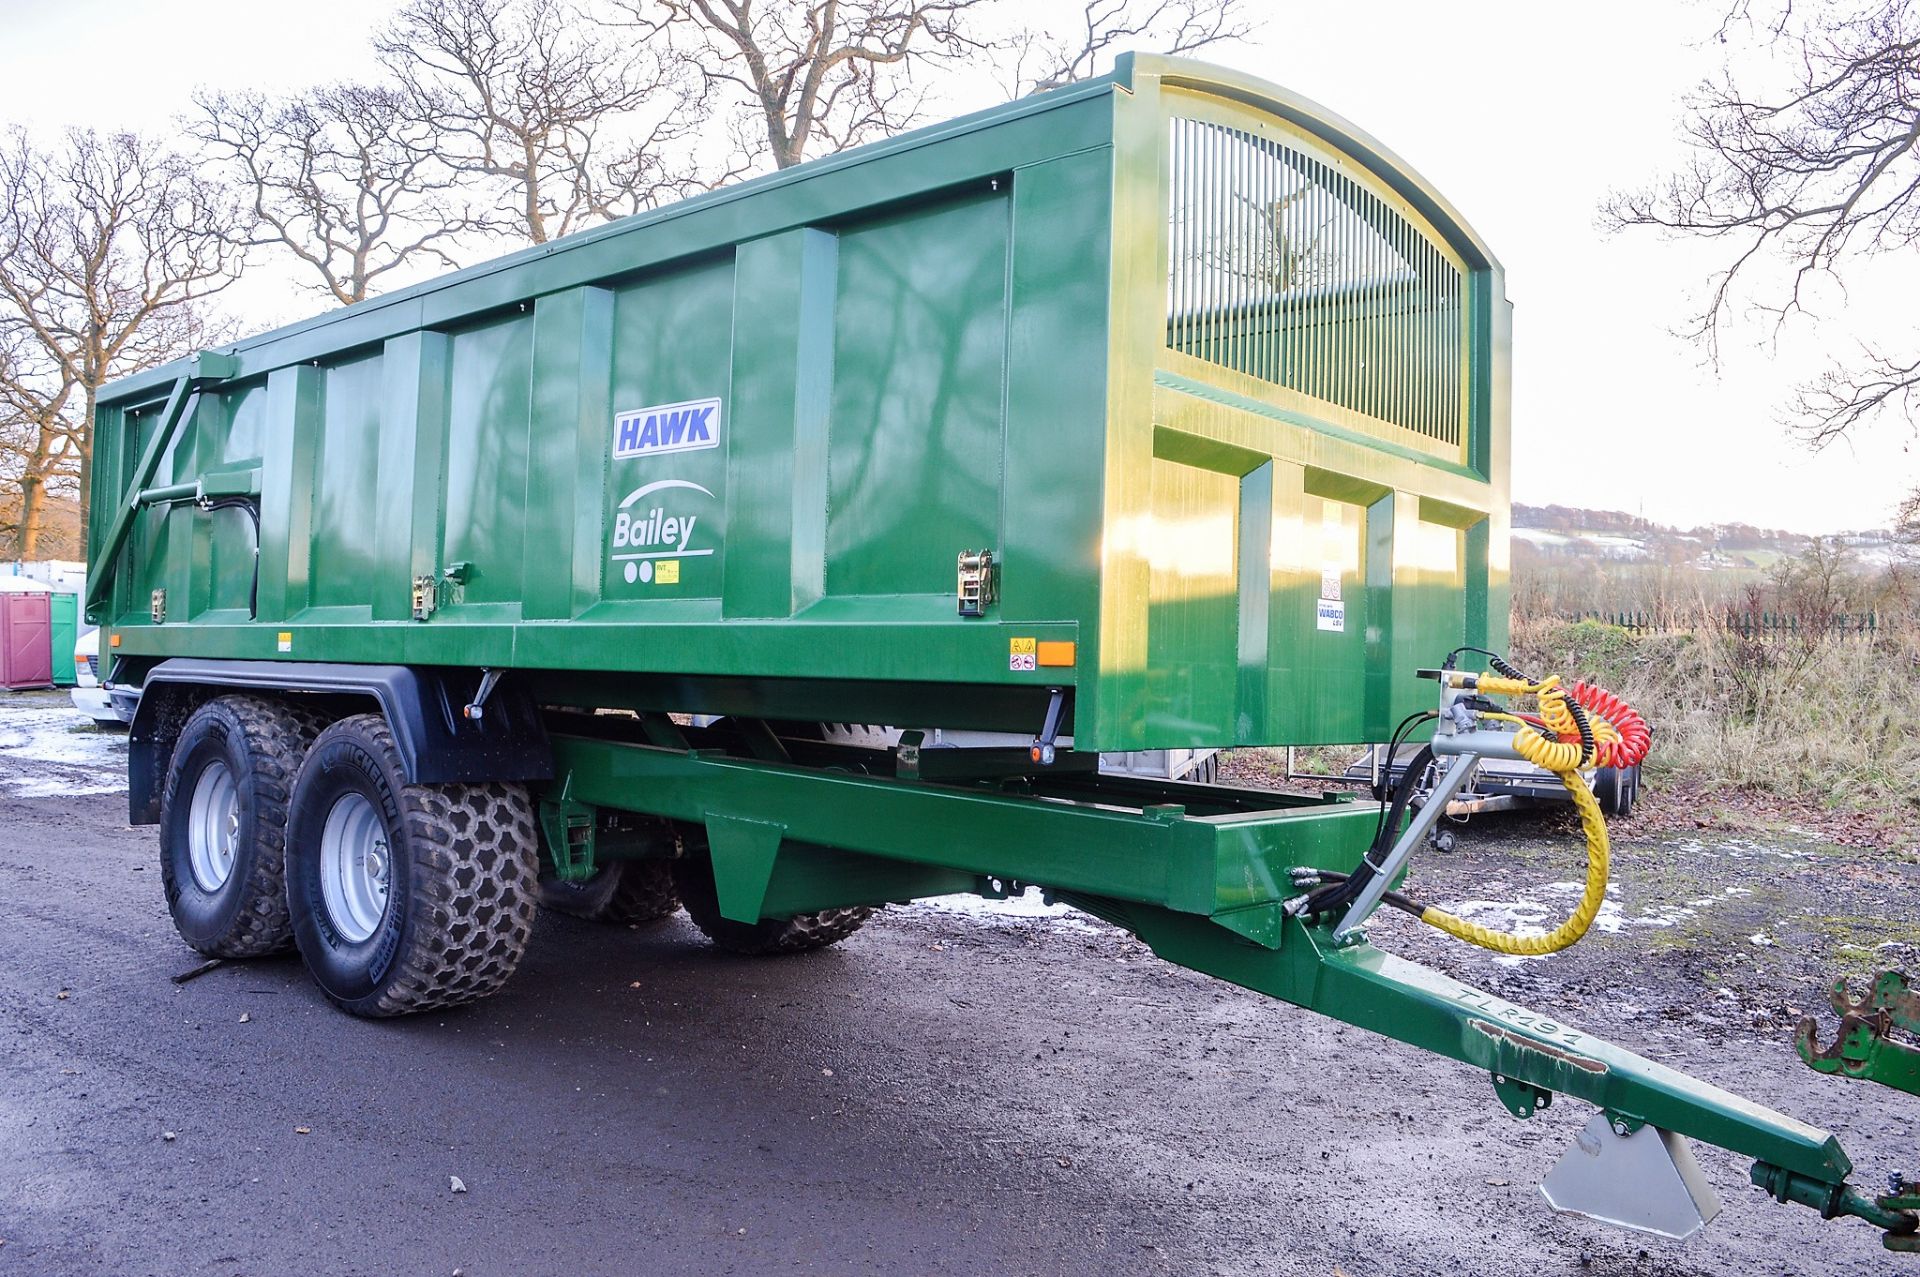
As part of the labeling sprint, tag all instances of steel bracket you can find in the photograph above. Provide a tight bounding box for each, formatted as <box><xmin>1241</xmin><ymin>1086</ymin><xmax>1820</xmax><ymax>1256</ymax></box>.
<box><xmin>705</xmin><ymin>814</ymin><xmax>785</xmax><ymax>923</ymax></box>
<box><xmin>538</xmin><ymin>798</ymin><xmax>598</xmax><ymax>883</ymax></box>
<box><xmin>1491</xmin><ymin>1071</ymin><xmax>1553</xmax><ymax>1120</ymax></box>
<box><xmin>1606</xmin><ymin>1110</ymin><xmax>1648</xmax><ymax>1138</ymax></box>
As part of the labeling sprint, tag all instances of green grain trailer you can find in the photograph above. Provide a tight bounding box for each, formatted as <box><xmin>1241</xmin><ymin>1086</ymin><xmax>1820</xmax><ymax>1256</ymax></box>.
<box><xmin>84</xmin><ymin>55</ymin><xmax>1912</xmax><ymax>1253</ymax></box>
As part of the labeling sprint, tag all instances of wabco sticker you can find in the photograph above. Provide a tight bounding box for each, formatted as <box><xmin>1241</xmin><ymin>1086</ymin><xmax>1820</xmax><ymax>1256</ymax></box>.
<box><xmin>611</xmin><ymin>479</ymin><xmax>715</xmax><ymax>585</ymax></box>
<box><xmin>612</xmin><ymin>397</ymin><xmax>721</xmax><ymax>460</ymax></box>
<box><xmin>1316</xmin><ymin>599</ymin><xmax>1345</xmax><ymax>633</ymax></box>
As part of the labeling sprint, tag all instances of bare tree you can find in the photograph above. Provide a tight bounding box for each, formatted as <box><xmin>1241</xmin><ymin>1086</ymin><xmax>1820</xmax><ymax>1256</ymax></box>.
<box><xmin>0</xmin><ymin>323</ymin><xmax>73</xmax><ymax>555</ymax></box>
<box><xmin>377</xmin><ymin>0</ymin><xmax>708</xmax><ymax>244</ymax></box>
<box><xmin>614</xmin><ymin>0</ymin><xmax>1254</xmax><ymax>172</ymax></box>
<box><xmin>1008</xmin><ymin>0</ymin><xmax>1255</xmax><ymax>94</ymax></box>
<box><xmin>190</xmin><ymin>83</ymin><xmax>479</xmax><ymax>306</ymax></box>
<box><xmin>0</xmin><ymin>128</ymin><xmax>239</xmax><ymax>555</ymax></box>
<box><xmin>612</xmin><ymin>0</ymin><xmax>994</xmax><ymax>169</ymax></box>
<box><xmin>1605</xmin><ymin>2</ymin><xmax>1920</xmax><ymax>450</ymax></box>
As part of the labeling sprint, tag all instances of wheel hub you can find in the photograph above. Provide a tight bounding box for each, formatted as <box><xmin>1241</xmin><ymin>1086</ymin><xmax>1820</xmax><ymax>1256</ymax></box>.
<box><xmin>319</xmin><ymin>793</ymin><xmax>392</xmax><ymax>943</ymax></box>
<box><xmin>185</xmin><ymin>759</ymin><xmax>240</xmax><ymax>893</ymax></box>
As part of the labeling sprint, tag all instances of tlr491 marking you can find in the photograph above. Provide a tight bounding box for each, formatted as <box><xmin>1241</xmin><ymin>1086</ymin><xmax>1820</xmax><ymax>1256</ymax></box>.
<box><xmin>1454</xmin><ymin>989</ymin><xmax>1584</xmax><ymax>1047</ymax></box>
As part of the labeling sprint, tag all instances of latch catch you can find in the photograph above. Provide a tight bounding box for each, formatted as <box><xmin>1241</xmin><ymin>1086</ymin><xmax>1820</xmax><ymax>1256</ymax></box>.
<box><xmin>956</xmin><ymin>549</ymin><xmax>997</xmax><ymax>617</ymax></box>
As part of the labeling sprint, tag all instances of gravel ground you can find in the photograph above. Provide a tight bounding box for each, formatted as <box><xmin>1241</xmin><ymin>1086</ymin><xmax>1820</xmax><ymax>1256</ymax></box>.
<box><xmin>2</xmin><ymin>691</ymin><xmax>1917</xmax><ymax>1276</ymax></box>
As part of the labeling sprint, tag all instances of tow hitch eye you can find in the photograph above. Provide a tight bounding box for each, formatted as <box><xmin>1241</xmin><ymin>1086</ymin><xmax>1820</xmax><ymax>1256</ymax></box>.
<box><xmin>1793</xmin><ymin>969</ymin><xmax>1920</xmax><ymax>1250</ymax></box>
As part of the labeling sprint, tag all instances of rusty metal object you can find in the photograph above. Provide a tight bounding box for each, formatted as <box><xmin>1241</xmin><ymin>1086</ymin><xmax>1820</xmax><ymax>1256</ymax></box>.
<box><xmin>1795</xmin><ymin>969</ymin><xmax>1920</xmax><ymax>1249</ymax></box>
<box><xmin>1887</xmin><ymin>1176</ymin><xmax>1920</xmax><ymax>1254</ymax></box>
<box><xmin>1797</xmin><ymin>970</ymin><xmax>1920</xmax><ymax>1095</ymax></box>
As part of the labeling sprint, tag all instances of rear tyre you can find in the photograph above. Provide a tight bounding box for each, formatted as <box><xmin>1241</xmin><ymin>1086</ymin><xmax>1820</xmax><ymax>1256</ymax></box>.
<box><xmin>538</xmin><ymin>858</ymin><xmax>680</xmax><ymax>925</ymax></box>
<box><xmin>286</xmin><ymin>713</ymin><xmax>537</xmax><ymax>1018</ymax></box>
<box><xmin>159</xmin><ymin>695</ymin><xmax>325</xmax><ymax>957</ymax></box>
<box><xmin>672</xmin><ymin>851</ymin><xmax>872</xmax><ymax>956</ymax></box>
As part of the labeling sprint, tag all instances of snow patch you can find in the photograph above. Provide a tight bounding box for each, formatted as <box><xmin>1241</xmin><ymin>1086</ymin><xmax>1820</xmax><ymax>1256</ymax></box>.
<box><xmin>0</xmin><ymin>701</ymin><xmax>128</xmax><ymax>796</ymax></box>
<box><xmin>1671</xmin><ymin>835</ymin><xmax>1812</xmax><ymax>861</ymax></box>
<box><xmin>1444</xmin><ymin>879</ymin><xmax>1755</xmax><ymax>966</ymax></box>
<box><xmin>902</xmin><ymin>886</ymin><xmax>1105</xmax><ymax>933</ymax></box>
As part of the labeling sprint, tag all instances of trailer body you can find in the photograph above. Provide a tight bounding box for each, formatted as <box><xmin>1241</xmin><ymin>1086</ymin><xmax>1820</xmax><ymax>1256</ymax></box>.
<box><xmin>88</xmin><ymin>55</ymin><xmax>1507</xmax><ymax>753</ymax></box>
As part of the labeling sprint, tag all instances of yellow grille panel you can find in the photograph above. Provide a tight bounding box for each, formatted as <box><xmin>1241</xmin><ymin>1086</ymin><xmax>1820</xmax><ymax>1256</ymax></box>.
<box><xmin>1165</xmin><ymin>113</ymin><xmax>1468</xmax><ymax>448</ymax></box>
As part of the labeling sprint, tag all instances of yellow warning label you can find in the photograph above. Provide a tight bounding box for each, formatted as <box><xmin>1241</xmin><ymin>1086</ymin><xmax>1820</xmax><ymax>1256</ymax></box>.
<box><xmin>1009</xmin><ymin>637</ymin><xmax>1037</xmax><ymax>656</ymax></box>
<box><xmin>276</xmin><ymin>632</ymin><xmax>293</xmax><ymax>653</ymax></box>
<box><xmin>655</xmin><ymin>559</ymin><xmax>680</xmax><ymax>584</ymax></box>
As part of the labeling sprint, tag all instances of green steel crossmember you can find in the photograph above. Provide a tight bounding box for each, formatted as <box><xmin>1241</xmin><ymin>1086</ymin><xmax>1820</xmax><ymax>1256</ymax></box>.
<box><xmin>544</xmin><ymin>732</ymin><xmax>1380</xmax><ymax>941</ymax></box>
<box><xmin>1092</xmin><ymin>901</ymin><xmax>1854</xmax><ymax>1187</ymax></box>
<box><xmin>105</xmin><ymin>624</ymin><xmax>1084</xmax><ymax>700</ymax></box>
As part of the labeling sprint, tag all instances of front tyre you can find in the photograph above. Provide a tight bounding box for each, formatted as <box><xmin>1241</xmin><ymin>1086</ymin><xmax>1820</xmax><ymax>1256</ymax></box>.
<box><xmin>286</xmin><ymin>714</ymin><xmax>537</xmax><ymax>1018</ymax></box>
<box><xmin>159</xmin><ymin>695</ymin><xmax>324</xmax><ymax>957</ymax></box>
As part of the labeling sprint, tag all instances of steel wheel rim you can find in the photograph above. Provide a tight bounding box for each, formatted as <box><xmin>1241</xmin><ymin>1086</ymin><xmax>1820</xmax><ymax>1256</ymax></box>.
<box><xmin>319</xmin><ymin>793</ymin><xmax>392</xmax><ymax>944</ymax></box>
<box><xmin>186</xmin><ymin>759</ymin><xmax>240</xmax><ymax>893</ymax></box>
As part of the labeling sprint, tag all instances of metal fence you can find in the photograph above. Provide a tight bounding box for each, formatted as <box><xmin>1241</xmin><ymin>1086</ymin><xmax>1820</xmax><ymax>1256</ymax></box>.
<box><xmin>1567</xmin><ymin>610</ymin><xmax>1883</xmax><ymax>639</ymax></box>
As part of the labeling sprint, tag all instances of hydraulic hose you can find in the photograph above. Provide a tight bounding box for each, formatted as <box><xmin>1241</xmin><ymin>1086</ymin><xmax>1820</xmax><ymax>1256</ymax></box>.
<box><xmin>1410</xmin><ymin>669</ymin><xmax>1620</xmax><ymax>957</ymax></box>
<box><xmin>1416</xmin><ymin>764</ymin><xmax>1611</xmax><ymax>956</ymax></box>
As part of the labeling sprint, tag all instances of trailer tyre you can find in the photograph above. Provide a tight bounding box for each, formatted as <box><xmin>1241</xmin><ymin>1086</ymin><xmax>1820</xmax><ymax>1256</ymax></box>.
<box><xmin>160</xmin><ymin>695</ymin><xmax>326</xmax><ymax>958</ymax></box>
<box><xmin>672</xmin><ymin>853</ymin><xmax>872</xmax><ymax>956</ymax></box>
<box><xmin>1595</xmin><ymin>765</ymin><xmax>1638</xmax><ymax>819</ymax></box>
<box><xmin>538</xmin><ymin>858</ymin><xmax>680</xmax><ymax>925</ymax></box>
<box><xmin>286</xmin><ymin>714</ymin><xmax>537</xmax><ymax>1018</ymax></box>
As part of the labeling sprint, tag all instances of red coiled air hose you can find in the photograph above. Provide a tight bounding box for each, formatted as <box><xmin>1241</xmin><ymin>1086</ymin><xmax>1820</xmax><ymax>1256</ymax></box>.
<box><xmin>1565</xmin><ymin>680</ymin><xmax>1651</xmax><ymax>768</ymax></box>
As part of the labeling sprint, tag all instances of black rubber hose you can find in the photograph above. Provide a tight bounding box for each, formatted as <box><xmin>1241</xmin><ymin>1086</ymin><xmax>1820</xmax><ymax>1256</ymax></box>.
<box><xmin>1306</xmin><ymin>869</ymin><xmax>1429</xmax><ymax>918</ymax></box>
<box><xmin>1488</xmin><ymin>652</ymin><xmax>1529</xmax><ymax>682</ymax></box>
<box><xmin>205</xmin><ymin>497</ymin><xmax>262</xmax><ymax>619</ymax></box>
<box><xmin>1305</xmin><ymin>743</ymin><xmax>1434</xmax><ymax>918</ymax></box>
<box><xmin>1563</xmin><ymin>695</ymin><xmax>1595</xmax><ymax>762</ymax></box>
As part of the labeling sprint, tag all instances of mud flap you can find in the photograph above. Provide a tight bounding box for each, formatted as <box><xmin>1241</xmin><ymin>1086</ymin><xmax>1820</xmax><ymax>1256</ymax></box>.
<box><xmin>1542</xmin><ymin>1113</ymin><xmax>1722</xmax><ymax>1240</ymax></box>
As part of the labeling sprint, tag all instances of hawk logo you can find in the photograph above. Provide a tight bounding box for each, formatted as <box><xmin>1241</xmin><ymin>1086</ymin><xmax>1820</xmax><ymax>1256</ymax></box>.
<box><xmin>612</xmin><ymin>397</ymin><xmax>721</xmax><ymax>459</ymax></box>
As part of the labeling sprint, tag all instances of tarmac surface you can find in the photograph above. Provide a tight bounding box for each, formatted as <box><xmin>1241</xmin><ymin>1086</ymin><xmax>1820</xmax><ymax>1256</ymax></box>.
<box><xmin>1</xmin><ymin>690</ymin><xmax>1916</xmax><ymax>1276</ymax></box>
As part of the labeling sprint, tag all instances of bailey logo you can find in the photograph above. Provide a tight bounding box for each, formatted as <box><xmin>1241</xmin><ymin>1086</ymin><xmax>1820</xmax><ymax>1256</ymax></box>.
<box><xmin>612</xmin><ymin>397</ymin><xmax>721</xmax><ymax>459</ymax></box>
<box><xmin>610</xmin><ymin>478</ymin><xmax>715</xmax><ymax>586</ymax></box>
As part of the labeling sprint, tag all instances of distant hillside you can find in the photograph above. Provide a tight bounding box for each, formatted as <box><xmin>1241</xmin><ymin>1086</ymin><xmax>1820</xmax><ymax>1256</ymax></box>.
<box><xmin>1512</xmin><ymin>503</ymin><xmax>1913</xmax><ymax>571</ymax></box>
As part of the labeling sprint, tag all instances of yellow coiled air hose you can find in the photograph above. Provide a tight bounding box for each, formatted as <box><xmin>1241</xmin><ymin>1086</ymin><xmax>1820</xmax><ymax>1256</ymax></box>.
<box><xmin>1415</xmin><ymin>673</ymin><xmax>1614</xmax><ymax>957</ymax></box>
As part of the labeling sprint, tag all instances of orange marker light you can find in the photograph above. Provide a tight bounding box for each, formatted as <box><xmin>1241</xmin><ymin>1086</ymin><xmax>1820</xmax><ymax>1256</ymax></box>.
<box><xmin>1036</xmin><ymin>641</ymin><xmax>1076</xmax><ymax>667</ymax></box>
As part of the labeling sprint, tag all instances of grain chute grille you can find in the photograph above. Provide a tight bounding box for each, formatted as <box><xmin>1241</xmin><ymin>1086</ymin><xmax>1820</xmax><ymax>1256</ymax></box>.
<box><xmin>1166</xmin><ymin>115</ymin><xmax>1467</xmax><ymax>447</ymax></box>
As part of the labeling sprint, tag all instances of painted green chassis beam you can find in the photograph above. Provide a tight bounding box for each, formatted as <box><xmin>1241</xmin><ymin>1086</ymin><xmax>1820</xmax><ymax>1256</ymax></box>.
<box><xmin>547</xmin><ymin>732</ymin><xmax>1850</xmax><ymax>1189</ymax></box>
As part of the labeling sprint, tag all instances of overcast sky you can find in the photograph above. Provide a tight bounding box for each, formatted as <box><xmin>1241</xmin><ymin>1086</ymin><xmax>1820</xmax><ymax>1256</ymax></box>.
<box><xmin>1</xmin><ymin>0</ymin><xmax>1909</xmax><ymax>535</ymax></box>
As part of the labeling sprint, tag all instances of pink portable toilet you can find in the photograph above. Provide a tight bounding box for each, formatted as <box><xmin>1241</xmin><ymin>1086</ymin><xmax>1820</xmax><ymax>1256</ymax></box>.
<box><xmin>0</xmin><ymin>588</ymin><xmax>52</xmax><ymax>690</ymax></box>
